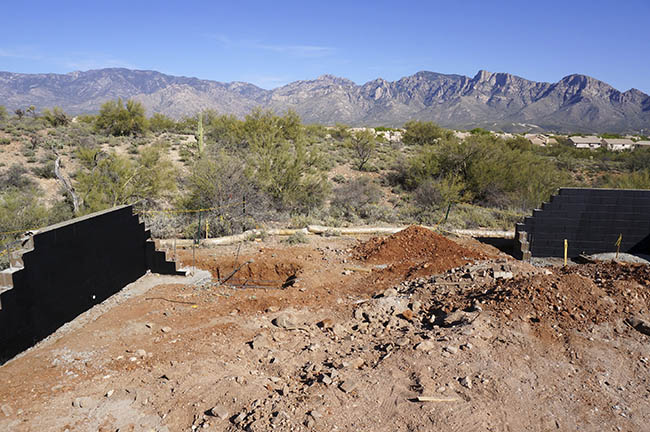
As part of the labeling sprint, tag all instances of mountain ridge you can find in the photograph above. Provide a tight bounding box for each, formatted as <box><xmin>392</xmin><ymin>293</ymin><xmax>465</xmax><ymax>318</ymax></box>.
<box><xmin>1</xmin><ymin>68</ymin><xmax>648</xmax><ymax>133</ymax></box>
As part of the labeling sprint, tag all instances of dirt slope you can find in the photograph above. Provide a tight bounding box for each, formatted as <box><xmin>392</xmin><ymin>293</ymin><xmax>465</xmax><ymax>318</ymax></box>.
<box><xmin>0</xmin><ymin>228</ymin><xmax>649</xmax><ymax>431</ymax></box>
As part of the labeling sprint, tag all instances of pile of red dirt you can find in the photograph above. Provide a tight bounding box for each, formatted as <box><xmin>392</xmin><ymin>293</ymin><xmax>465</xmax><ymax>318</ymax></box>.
<box><xmin>354</xmin><ymin>226</ymin><xmax>483</xmax><ymax>263</ymax></box>
<box><xmin>354</xmin><ymin>225</ymin><xmax>486</xmax><ymax>279</ymax></box>
<box><xmin>475</xmin><ymin>262</ymin><xmax>650</xmax><ymax>332</ymax></box>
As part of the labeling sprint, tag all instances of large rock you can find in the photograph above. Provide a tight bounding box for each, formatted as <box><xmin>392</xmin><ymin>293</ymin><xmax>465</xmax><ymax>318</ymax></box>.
<box><xmin>273</xmin><ymin>313</ymin><xmax>297</xmax><ymax>329</ymax></box>
<box><xmin>627</xmin><ymin>316</ymin><xmax>650</xmax><ymax>336</ymax></box>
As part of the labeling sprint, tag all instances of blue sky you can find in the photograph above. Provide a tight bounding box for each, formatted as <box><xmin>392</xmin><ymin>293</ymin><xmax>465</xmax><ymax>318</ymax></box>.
<box><xmin>1</xmin><ymin>0</ymin><xmax>649</xmax><ymax>92</ymax></box>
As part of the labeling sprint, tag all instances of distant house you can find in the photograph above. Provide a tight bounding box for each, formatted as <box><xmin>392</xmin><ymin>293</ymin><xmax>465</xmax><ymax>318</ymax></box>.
<box><xmin>602</xmin><ymin>138</ymin><xmax>635</xmax><ymax>151</ymax></box>
<box><xmin>635</xmin><ymin>140</ymin><xmax>650</xmax><ymax>148</ymax></box>
<box><xmin>569</xmin><ymin>136</ymin><xmax>602</xmax><ymax>149</ymax></box>
<box><xmin>525</xmin><ymin>133</ymin><xmax>556</xmax><ymax>146</ymax></box>
<box><xmin>376</xmin><ymin>130</ymin><xmax>403</xmax><ymax>143</ymax></box>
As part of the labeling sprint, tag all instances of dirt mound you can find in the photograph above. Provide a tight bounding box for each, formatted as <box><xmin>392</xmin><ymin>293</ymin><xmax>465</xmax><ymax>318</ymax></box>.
<box><xmin>415</xmin><ymin>261</ymin><xmax>650</xmax><ymax>335</ymax></box>
<box><xmin>353</xmin><ymin>226</ymin><xmax>485</xmax><ymax>277</ymax></box>
<box><xmin>482</xmin><ymin>263</ymin><xmax>650</xmax><ymax>329</ymax></box>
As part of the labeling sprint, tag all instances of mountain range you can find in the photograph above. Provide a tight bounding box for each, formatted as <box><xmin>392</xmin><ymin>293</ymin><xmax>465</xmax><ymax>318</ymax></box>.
<box><xmin>1</xmin><ymin>68</ymin><xmax>649</xmax><ymax>133</ymax></box>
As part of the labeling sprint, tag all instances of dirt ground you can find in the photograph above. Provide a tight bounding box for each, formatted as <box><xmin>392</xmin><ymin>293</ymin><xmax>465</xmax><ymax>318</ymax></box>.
<box><xmin>1</xmin><ymin>226</ymin><xmax>649</xmax><ymax>431</ymax></box>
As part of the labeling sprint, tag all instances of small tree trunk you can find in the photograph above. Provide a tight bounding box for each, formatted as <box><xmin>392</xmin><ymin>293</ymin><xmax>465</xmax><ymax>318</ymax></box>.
<box><xmin>53</xmin><ymin>148</ymin><xmax>81</xmax><ymax>214</ymax></box>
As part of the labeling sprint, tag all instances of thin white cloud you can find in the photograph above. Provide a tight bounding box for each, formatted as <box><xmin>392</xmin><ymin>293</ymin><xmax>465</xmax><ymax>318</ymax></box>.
<box><xmin>206</xmin><ymin>34</ymin><xmax>335</xmax><ymax>58</ymax></box>
<box><xmin>254</xmin><ymin>43</ymin><xmax>335</xmax><ymax>58</ymax></box>
<box><xmin>207</xmin><ymin>33</ymin><xmax>235</xmax><ymax>48</ymax></box>
<box><xmin>0</xmin><ymin>46</ymin><xmax>134</xmax><ymax>71</ymax></box>
<box><xmin>0</xmin><ymin>47</ymin><xmax>42</xmax><ymax>60</ymax></box>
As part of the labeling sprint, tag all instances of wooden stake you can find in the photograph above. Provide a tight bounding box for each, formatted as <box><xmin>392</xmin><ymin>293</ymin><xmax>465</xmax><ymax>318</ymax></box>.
<box><xmin>416</xmin><ymin>396</ymin><xmax>458</xmax><ymax>402</ymax></box>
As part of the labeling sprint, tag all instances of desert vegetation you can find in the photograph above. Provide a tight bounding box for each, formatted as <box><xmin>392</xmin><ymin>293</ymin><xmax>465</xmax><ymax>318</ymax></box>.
<box><xmin>1</xmin><ymin>101</ymin><xmax>650</xmax><ymax>250</ymax></box>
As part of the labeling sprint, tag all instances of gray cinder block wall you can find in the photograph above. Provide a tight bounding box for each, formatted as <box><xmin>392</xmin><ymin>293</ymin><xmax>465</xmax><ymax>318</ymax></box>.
<box><xmin>0</xmin><ymin>205</ymin><xmax>181</xmax><ymax>363</ymax></box>
<box><xmin>514</xmin><ymin>188</ymin><xmax>650</xmax><ymax>259</ymax></box>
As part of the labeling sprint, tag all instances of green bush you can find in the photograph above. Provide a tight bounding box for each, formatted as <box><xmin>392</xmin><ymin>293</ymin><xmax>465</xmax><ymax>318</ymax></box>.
<box><xmin>0</xmin><ymin>188</ymin><xmax>49</xmax><ymax>247</ymax></box>
<box><xmin>1</xmin><ymin>165</ymin><xmax>35</xmax><ymax>190</ymax></box>
<box><xmin>413</xmin><ymin>175</ymin><xmax>467</xmax><ymax>211</ymax></box>
<box><xmin>75</xmin><ymin>145</ymin><xmax>176</xmax><ymax>213</ymax></box>
<box><xmin>283</xmin><ymin>231</ymin><xmax>309</xmax><ymax>244</ymax></box>
<box><xmin>41</xmin><ymin>107</ymin><xmax>70</xmax><ymax>127</ymax></box>
<box><xmin>95</xmin><ymin>98</ymin><xmax>148</xmax><ymax>136</ymax></box>
<box><xmin>402</xmin><ymin>120</ymin><xmax>452</xmax><ymax>145</ymax></box>
<box><xmin>601</xmin><ymin>169</ymin><xmax>650</xmax><ymax>189</ymax></box>
<box><xmin>149</xmin><ymin>113</ymin><xmax>177</xmax><ymax>133</ymax></box>
<box><xmin>347</xmin><ymin>129</ymin><xmax>376</xmax><ymax>170</ymax></box>
<box><xmin>242</xmin><ymin>109</ymin><xmax>330</xmax><ymax>213</ymax></box>
<box><xmin>398</xmin><ymin>135</ymin><xmax>568</xmax><ymax>210</ymax></box>
<box><xmin>31</xmin><ymin>161</ymin><xmax>56</xmax><ymax>178</ymax></box>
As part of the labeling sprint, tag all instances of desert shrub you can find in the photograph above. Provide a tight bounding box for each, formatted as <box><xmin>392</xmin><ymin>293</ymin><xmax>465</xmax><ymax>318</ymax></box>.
<box><xmin>95</xmin><ymin>98</ymin><xmax>148</xmax><ymax>136</ymax></box>
<box><xmin>75</xmin><ymin>134</ymin><xmax>98</xmax><ymax>149</ymax></box>
<box><xmin>305</xmin><ymin>124</ymin><xmax>328</xmax><ymax>141</ymax></box>
<box><xmin>330</xmin><ymin>124</ymin><xmax>351</xmax><ymax>141</ymax></box>
<box><xmin>0</xmin><ymin>188</ymin><xmax>49</xmax><ymax>252</ymax></box>
<box><xmin>601</xmin><ymin>169</ymin><xmax>650</xmax><ymax>189</ymax></box>
<box><xmin>75</xmin><ymin>145</ymin><xmax>176</xmax><ymax>213</ymax></box>
<box><xmin>141</xmin><ymin>212</ymin><xmax>188</xmax><ymax>239</ymax></box>
<box><xmin>504</xmin><ymin>136</ymin><xmax>533</xmax><ymax>151</ymax></box>
<box><xmin>182</xmin><ymin>219</ymin><xmax>202</xmax><ymax>240</ymax></box>
<box><xmin>623</xmin><ymin>148</ymin><xmax>650</xmax><ymax>171</ymax></box>
<box><xmin>206</xmin><ymin>114</ymin><xmax>244</xmax><ymax>149</ymax></box>
<box><xmin>1</xmin><ymin>165</ymin><xmax>35</xmax><ymax>190</ymax></box>
<box><xmin>149</xmin><ymin>113</ymin><xmax>177</xmax><ymax>133</ymax></box>
<box><xmin>0</xmin><ymin>138</ymin><xmax>10</xmax><ymax>145</ymax></box>
<box><xmin>330</xmin><ymin>177</ymin><xmax>384</xmax><ymax>220</ymax></box>
<box><xmin>31</xmin><ymin>161</ymin><xmax>56</xmax><ymax>178</ymax></box>
<box><xmin>445</xmin><ymin>204</ymin><xmax>523</xmax><ymax>229</ymax></box>
<box><xmin>182</xmin><ymin>150</ymin><xmax>276</xmax><ymax>235</ymax></box>
<box><xmin>404</xmin><ymin>201</ymin><xmax>523</xmax><ymax>230</ymax></box>
<box><xmin>402</xmin><ymin>120</ymin><xmax>452</xmax><ymax>145</ymax></box>
<box><xmin>399</xmin><ymin>135</ymin><xmax>568</xmax><ymax>210</ymax></box>
<box><xmin>469</xmin><ymin>127</ymin><xmax>491</xmax><ymax>136</ymax></box>
<box><xmin>289</xmin><ymin>214</ymin><xmax>317</xmax><ymax>228</ymax></box>
<box><xmin>283</xmin><ymin>231</ymin><xmax>309</xmax><ymax>244</ymax></box>
<box><xmin>347</xmin><ymin>129</ymin><xmax>376</xmax><ymax>170</ymax></box>
<box><xmin>413</xmin><ymin>175</ymin><xmax>467</xmax><ymax>211</ymax></box>
<box><xmin>41</xmin><ymin>107</ymin><xmax>70</xmax><ymax>127</ymax></box>
<box><xmin>242</xmin><ymin>109</ymin><xmax>330</xmax><ymax>213</ymax></box>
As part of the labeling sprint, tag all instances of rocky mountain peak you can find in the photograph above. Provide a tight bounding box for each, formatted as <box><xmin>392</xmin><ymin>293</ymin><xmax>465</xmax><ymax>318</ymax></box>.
<box><xmin>314</xmin><ymin>74</ymin><xmax>355</xmax><ymax>86</ymax></box>
<box><xmin>0</xmin><ymin>68</ymin><xmax>647</xmax><ymax>133</ymax></box>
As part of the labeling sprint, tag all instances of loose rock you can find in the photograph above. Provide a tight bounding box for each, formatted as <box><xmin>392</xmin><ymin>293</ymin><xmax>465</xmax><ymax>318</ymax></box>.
<box><xmin>273</xmin><ymin>313</ymin><xmax>296</xmax><ymax>329</ymax></box>
<box><xmin>339</xmin><ymin>379</ymin><xmax>358</xmax><ymax>393</ymax></box>
<box><xmin>415</xmin><ymin>340</ymin><xmax>436</xmax><ymax>352</ymax></box>
<box><xmin>209</xmin><ymin>404</ymin><xmax>229</xmax><ymax>420</ymax></box>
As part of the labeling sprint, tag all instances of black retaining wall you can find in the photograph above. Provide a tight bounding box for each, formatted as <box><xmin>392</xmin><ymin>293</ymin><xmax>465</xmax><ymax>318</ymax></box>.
<box><xmin>514</xmin><ymin>188</ymin><xmax>650</xmax><ymax>259</ymax></box>
<box><xmin>0</xmin><ymin>205</ymin><xmax>180</xmax><ymax>363</ymax></box>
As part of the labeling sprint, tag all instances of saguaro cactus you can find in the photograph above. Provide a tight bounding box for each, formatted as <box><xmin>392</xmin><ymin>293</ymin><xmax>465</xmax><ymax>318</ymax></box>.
<box><xmin>197</xmin><ymin>113</ymin><xmax>204</xmax><ymax>155</ymax></box>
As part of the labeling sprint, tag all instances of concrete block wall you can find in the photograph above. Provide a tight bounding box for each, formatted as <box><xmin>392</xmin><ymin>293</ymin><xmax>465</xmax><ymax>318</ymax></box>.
<box><xmin>0</xmin><ymin>205</ymin><xmax>182</xmax><ymax>363</ymax></box>
<box><xmin>514</xmin><ymin>188</ymin><xmax>650</xmax><ymax>259</ymax></box>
